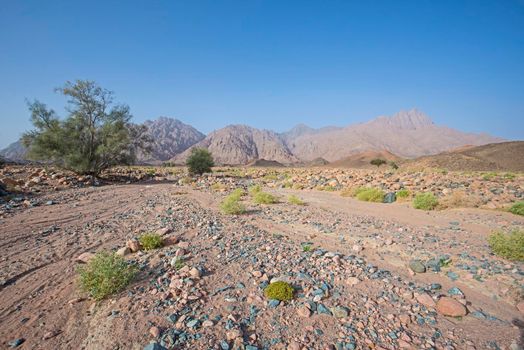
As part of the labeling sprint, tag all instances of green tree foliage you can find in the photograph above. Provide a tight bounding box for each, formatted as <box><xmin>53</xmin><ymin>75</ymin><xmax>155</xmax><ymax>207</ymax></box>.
<box><xmin>370</xmin><ymin>158</ymin><xmax>387</xmax><ymax>167</ymax></box>
<box><xmin>22</xmin><ymin>80</ymin><xmax>150</xmax><ymax>175</ymax></box>
<box><xmin>186</xmin><ymin>148</ymin><xmax>214</xmax><ymax>175</ymax></box>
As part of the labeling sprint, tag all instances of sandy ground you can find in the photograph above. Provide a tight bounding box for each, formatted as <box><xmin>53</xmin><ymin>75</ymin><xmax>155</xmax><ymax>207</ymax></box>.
<box><xmin>1</xmin><ymin>181</ymin><xmax>523</xmax><ymax>349</ymax></box>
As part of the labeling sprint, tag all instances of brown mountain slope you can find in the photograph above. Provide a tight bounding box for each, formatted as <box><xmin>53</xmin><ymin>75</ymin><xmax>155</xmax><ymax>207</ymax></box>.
<box><xmin>286</xmin><ymin>109</ymin><xmax>503</xmax><ymax>161</ymax></box>
<box><xmin>327</xmin><ymin>150</ymin><xmax>402</xmax><ymax>168</ymax></box>
<box><xmin>173</xmin><ymin>125</ymin><xmax>298</xmax><ymax>165</ymax></box>
<box><xmin>405</xmin><ymin>141</ymin><xmax>524</xmax><ymax>171</ymax></box>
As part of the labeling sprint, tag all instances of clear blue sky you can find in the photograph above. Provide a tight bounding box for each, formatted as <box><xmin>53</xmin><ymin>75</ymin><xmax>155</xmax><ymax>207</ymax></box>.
<box><xmin>1</xmin><ymin>0</ymin><xmax>523</xmax><ymax>148</ymax></box>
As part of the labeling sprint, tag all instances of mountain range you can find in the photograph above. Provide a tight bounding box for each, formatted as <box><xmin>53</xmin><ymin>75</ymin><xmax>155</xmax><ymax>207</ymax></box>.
<box><xmin>1</xmin><ymin>109</ymin><xmax>504</xmax><ymax>165</ymax></box>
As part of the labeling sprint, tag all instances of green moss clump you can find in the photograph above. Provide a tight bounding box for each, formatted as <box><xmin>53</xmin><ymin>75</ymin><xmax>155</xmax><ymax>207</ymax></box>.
<box><xmin>413</xmin><ymin>192</ymin><xmax>438</xmax><ymax>210</ymax></box>
<box><xmin>354</xmin><ymin>187</ymin><xmax>385</xmax><ymax>202</ymax></box>
<box><xmin>396</xmin><ymin>189</ymin><xmax>410</xmax><ymax>199</ymax></box>
<box><xmin>220</xmin><ymin>190</ymin><xmax>246</xmax><ymax>215</ymax></box>
<box><xmin>253</xmin><ymin>192</ymin><xmax>279</xmax><ymax>204</ymax></box>
<box><xmin>264</xmin><ymin>281</ymin><xmax>294</xmax><ymax>301</ymax></box>
<box><xmin>139</xmin><ymin>233</ymin><xmax>164</xmax><ymax>251</ymax></box>
<box><xmin>509</xmin><ymin>201</ymin><xmax>524</xmax><ymax>216</ymax></box>
<box><xmin>248</xmin><ymin>184</ymin><xmax>262</xmax><ymax>195</ymax></box>
<box><xmin>288</xmin><ymin>195</ymin><xmax>305</xmax><ymax>205</ymax></box>
<box><xmin>78</xmin><ymin>252</ymin><xmax>136</xmax><ymax>300</ymax></box>
<box><xmin>488</xmin><ymin>229</ymin><xmax>524</xmax><ymax>261</ymax></box>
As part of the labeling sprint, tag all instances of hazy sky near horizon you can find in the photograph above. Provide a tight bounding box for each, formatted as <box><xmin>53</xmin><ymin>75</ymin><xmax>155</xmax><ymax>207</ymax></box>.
<box><xmin>1</xmin><ymin>0</ymin><xmax>524</xmax><ymax>148</ymax></box>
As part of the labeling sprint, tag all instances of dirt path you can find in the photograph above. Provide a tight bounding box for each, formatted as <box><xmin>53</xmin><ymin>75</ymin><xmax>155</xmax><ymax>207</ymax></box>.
<box><xmin>1</xmin><ymin>182</ymin><xmax>523</xmax><ymax>349</ymax></box>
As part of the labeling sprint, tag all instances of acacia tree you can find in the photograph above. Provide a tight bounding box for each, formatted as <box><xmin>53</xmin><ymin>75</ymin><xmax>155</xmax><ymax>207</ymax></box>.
<box><xmin>186</xmin><ymin>148</ymin><xmax>214</xmax><ymax>175</ymax></box>
<box><xmin>23</xmin><ymin>80</ymin><xmax>150</xmax><ymax>175</ymax></box>
<box><xmin>370</xmin><ymin>158</ymin><xmax>387</xmax><ymax>167</ymax></box>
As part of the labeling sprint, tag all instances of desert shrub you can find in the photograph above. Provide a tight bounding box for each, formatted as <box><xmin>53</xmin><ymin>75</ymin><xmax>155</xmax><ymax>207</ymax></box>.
<box><xmin>292</xmin><ymin>183</ymin><xmax>305</xmax><ymax>190</ymax></box>
<box><xmin>78</xmin><ymin>252</ymin><xmax>136</xmax><ymax>300</ymax></box>
<box><xmin>220</xmin><ymin>191</ymin><xmax>246</xmax><ymax>215</ymax></box>
<box><xmin>22</xmin><ymin>80</ymin><xmax>151</xmax><ymax>176</ymax></box>
<box><xmin>263</xmin><ymin>173</ymin><xmax>278</xmax><ymax>181</ymax></box>
<box><xmin>302</xmin><ymin>244</ymin><xmax>312</xmax><ymax>252</ymax></box>
<box><xmin>488</xmin><ymin>229</ymin><xmax>524</xmax><ymax>261</ymax></box>
<box><xmin>264</xmin><ymin>281</ymin><xmax>294</xmax><ymax>301</ymax></box>
<box><xmin>354</xmin><ymin>187</ymin><xmax>385</xmax><ymax>202</ymax></box>
<box><xmin>248</xmin><ymin>184</ymin><xmax>262</xmax><ymax>195</ymax></box>
<box><xmin>138</xmin><ymin>233</ymin><xmax>163</xmax><ymax>251</ymax></box>
<box><xmin>504</xmin><ymin>173</ymin><xmax>516</xmax><ymax>180</ymax></box>
<box><xmin>509</xmin><ymin>201</ymin><xmax>524</xmax><ymax>216</ymax></box>
<box><xmin>211</xmin><ymin>183</ymin><xmax>225</xmax><ymax>191</ymax></box>
<box><xmin>396</xmin><ymin>189</ymin><xmax>410</xmax><ymax>199</ymax></box>
<box><xmin>288</xmin><ymin>195</ymin><xmax>305</xmax><ymax>205</ymax></box>
<box><xmin>172</xmin><ymin>257</ymin><xmax>185</xmax><ymax>270</ymax></box>
<box><xmin>254</xmin><ymin>192</ymin><xmax>279</xmax><ymax>204</ymax></box>
<box><xmin>482</xmin><ymin>172</ymin><xmax>497</xmax><ymax>181</ymax></box>
<box><xmin>186</xmin><ymin>148</ymin><xmax>214</xmax><ymax>175</ymax></box>
<box><xmin>439</xmin><ymin>190</ymin><xmax>482</xmax><ymax>209</ymax></box>
<box><xmin>316</xmin><ymin>185</ymin><xmax>336</xmax><ymax>191</ymax></box>
<box><xmin>390</xmin><ymin>161</ymin><xmax>399</xmax><ymax>170</ymax></box>
<box><xmin>230</xmin><ymin>188</ymin><xmax>245</xmax><ymax>199</ymax></box>
<box><xmin>413</xmin><ymin>192</ymin><xmax>438</xmax><ymax>210</ymax></box>
<box><xmin>370</xmin><ymin>158</ymin><xmax>387</xmax><ymax>167</ymax></box>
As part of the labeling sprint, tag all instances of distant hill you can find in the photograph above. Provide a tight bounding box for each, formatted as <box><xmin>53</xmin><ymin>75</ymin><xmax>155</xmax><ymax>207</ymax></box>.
<box><xmin>139</xmin><ymin>117</ymin><xmax>204</xmax><ymax>163</ymax></box>
<box><xmin>0</xmin><ymin>140</ymin><xmax>27</xmax><ymax>162</ymax></box>
<box><xmin>327</xmin><ymin>150</ymin><xmax>402</xmax><ymax>169</ymax></box>
<box><xmin>173</xmin><ymin>125</ymin><xmax>298</xmax><ymax>165</ymax></box>
<box><xmin>284</xmin><ymin>109</ymin><xmax>503</xmax><ymax>161</ymax></box>
<box><xmin>405</xmin><ymin>141</ymin><xmax>524</xmax><ymax>171</ymax></box>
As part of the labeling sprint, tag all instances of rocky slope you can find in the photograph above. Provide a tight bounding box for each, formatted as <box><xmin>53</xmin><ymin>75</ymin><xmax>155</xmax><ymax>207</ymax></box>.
<box><xmin>0</xmin><ymin>140</ymin><xmax>27</xmax><ymax>162</ymax></box>
<box><xmin>173</xmin><ymin>125</ymin><xmax>298</xmax><ymax>165</ymax></box>
<box><xmin>139</xmin><ymin>117</ymin><xmax>205</xmax><ymax>163</ymax></box>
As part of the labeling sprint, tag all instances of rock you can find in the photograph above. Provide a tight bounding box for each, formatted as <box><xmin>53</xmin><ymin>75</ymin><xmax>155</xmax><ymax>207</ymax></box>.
<box><xmin>156</xmin><ymin>227</ymin><xmax>171</xmax><ymax>236</ymax></box>
<box><xmin>178</xmin><ymin>241</ymin><xmax>190</xmax><ymax>249</ymax></box>
<box><xmin>126</xmin><ymin>239</ymin><xmax>141</xmax><ymax>252</ymax></box>
<box><xmin>202</xmin><ymin>320</ymin><xmax>214</xmax><ymax>327</ymax></box>
<box><xmin>330</xmin><ymin>306</ymin><xmax>350</xmax><ymax>318</ymax></box>
<box><xmin>149</xmin><ymin>326</ymin><xmax>160</xmax><ymax>337</ymax></box>
<box><xmin>42</xmin><ymin>330</ymin><xmax>60</xmax><ymax>340</ymax></box>
<box><xmin>447</xmin><ymin>287</ymin><xmax>464</xmax><ymax>297</ymax></box>
<box><xmin>189</xmin><ymin>267</ymin><xmax>201</xmax><ymax>278</ymax></box>
<box><xmin>143</xmin><ymin>343</ymin><xmax>168</xmax><ymax>350</ymax></box>
<box><xmin>116</xmin><ymin>246</ymin><xmax>131</xmax><ymax>256</ymax></box>
<box><xmin>384</xmin><ymin>192</ymin><xmax>396</xmax><ymax>203</ymax></box>
<box><xmin>347</xmin><ymin>277</ymin><xmax>360</xmax><ymax>286</ymax></box>
<box><xmin>352</xmin><ymin>244</ymin><xmax>363</xmax><ymax>253</ymax></box>
<box><xmin>8</xmin><ymin>338</ymin><xmax>25</xmax><ymax>348</ymax></box>
<box><xmin>288</xmin><ymin>341</ymin><xmax>301</xmax><ymax>350</ymax></box>
<box><xmin>75</xmin><ymin>252</ymin><xmax>95</xmax><ymax>264</ymax></box>
<box><xmin>517</xmin><ymin>301</ymin><xmax>524</xmax><ymax>314</ymax></box>
<box><xmin>416</xmin><ymin>293</ymin><xmax>436</xmax><ymax>308</ymax></box>
<box><xmin>317</xmin><ymin>303</ymin><xmax>332</xmax><ymax>315</ymax></box>
<box><xmin>163</xmin><ymin>236</ymin><xmax>178</xmax><ymax>246</ymax></box>
<box><xmin>409</xmin><ymin>260</ymin><xmax>426</xmax><ymax>273</ymax></box>
<box><xmin>297</xmin><ymin>305</ymin><xmax>311</xmax><ymax>318</ymax></box>
<box><xmin>268</xmin><ymin>299</ymin><xmax>280</xmax><ymax>308</ymax></box>
<box><xmin>436</xmin><ymin>296</ymin><xmax>467</xmax><ymax>317</ymax></box>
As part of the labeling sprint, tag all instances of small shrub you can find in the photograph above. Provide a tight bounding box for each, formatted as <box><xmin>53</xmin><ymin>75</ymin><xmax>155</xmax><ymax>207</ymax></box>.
<box><xmin>253</xmin><ymin>192</ymin><xmax>279</xmax><ymax>204</ymax></box>
<box><xmin>172</xmin><ymin>257</ymin><xmax>185</xmax><ymax>270</ymax></box>
<box><xmin>488</xmin><ymin>229</ymin><xmax>524</xmax><ymax>261</ymax></box>
<box><xmin>354</xmin><ymin>187</ymin><xmax>385</xmax><ymax>202</ymax></box>
<box><xmin>413</xmin><ymin>192</ymin><xmax>438</xmax><ymax>210</ymax></box>
<box><xmin>482</xmin><ymin>172</ymin><xmax>497</xmax><ymax>181</ymax></box>
<box><xmin>504</xmin><ymin>173</ymin><xmax>516</xmax><ymax>181</ymax></box>
<box><xmin>248</xmin><ymin>184</ymin><xmax>262</xmax><ymax>195</ymax></box>
<box><xmin>316</xmin><ymin>185</ymin><xmax>336</xmax><ymax>191</ymax></box>
<box><xmin>139</xmin><ymin>233</ymin><xmax>163</xmax><ymax>251</ymax></box>
<box><xmin>396</xmin><ymin>189</ymin><xmax>410</xmax><ymax>199</ymax></box>
<box><xmin>390</xmin><ymin>161</ymin><xmax>399</xmax><ymax>170</ymax></box>
<box><xmin>302</xmin><ymin>244</ymin><xmax>312</xmax><ymax>252</ymax></box>
<box><xmin>288</xmin><ymin>195</ymin><xmax>305</xmax><ymax>205</ymax></box>
<box><xmin>263</xmin><ymin>173</ymin><xmax>278</xmax><ymax>181</ymax></box>
<box><xmin>186</xmin><ymin>148</ymin><xmax>214</xmax><ymax>175</ymax></box>
<box><xmin>439</xmin><ymin>190</ymin><xmax>482</xmax><ymax>209</ymax></box>
<box><xmin>370</xmin><ymin>158</ymin><xmax>387</xmax><ymax>167</ymax></box>
<box><xmin>509</xmin><ymin>201</ymin><xmax>524</xmax><ymax>216</ymax></box>
<box><xmin>78</xmin><ymin>252</ymin><xmax>136</xmax><ymax>300</ymax></box>
<box><xmin>211</xmin><ymin>183</ymin><xmax>225</xmax><ymax>191</ymax></box>
<box><xmin>220</xmin><ymin>191</ymin><xmax>246</xmax><ymax>215</ymax></box>
<box><xmin>264</xmin><ymin>281</ymin><xmax>294</xmax><ymax>301</ymax></box>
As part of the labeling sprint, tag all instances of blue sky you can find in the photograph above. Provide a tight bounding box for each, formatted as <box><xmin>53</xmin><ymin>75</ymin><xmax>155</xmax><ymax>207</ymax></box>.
<box><xmin>1</xmin><ymin>0</ymin><xmax>523</xmax><ymax>148</ymax></box>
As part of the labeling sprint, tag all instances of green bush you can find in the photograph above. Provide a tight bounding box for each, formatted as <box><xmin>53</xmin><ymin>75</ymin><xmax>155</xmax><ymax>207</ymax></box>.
<box><xmin>253</xmin><ymin>192</ymin><xmax>279</xmax><ymax>204</ymax></box>
<box><xmin>186</xmin><ymin>148</ymin><xmax>214</xmax><ymax>175</ymax></box>
<box><xmin>220</xmin><ymin>191</ymin><xmax>246</xmax><ymax>215</ymax></box>
<box><xmin>138</xmin><ymin>233</ymin><xmax>163</xmax><ymax>251</ymax></box>
<box><xmin>78</xmin><ymin>252</ymin><xmax>136</xmax><ymax>300</ymax></box>
<box><xmin>396</xmin><ymin>189</ymin><xmax>410</xmax><ymax>198</ymax></box>
<box><xmin>302</xmin><ymin>244</ymin><xmax>312</xmax><ymax>252</ymax></box>
<box><xmin>509</xmin><ymin>201</ymin><xmax>524</xmax><ymax>216</ymax></box>
<box><xmin>413</xmin><ymin>192</ymin><xmax>438</xmax><ymax>210</ymax></box>
<box><xmin>488</xmin><ymin>229</ymin><xmax>524</xmax><ymax>261</ymax></box>
<box><xmin>370</xmin><ymin>158</ymin><xmax>387</xmax><ymax>167</ymax></box>
<box><xmin>248</xmin><ymin>184</ymin><xmax>262</xmax><ymax>195</ymax></box>
<box><xmin>172</xmin><ymin>257</ymin><xmax>185</xmax><ymax>270</ymax></box>
<box><xmin>288</xmin><ymin>195</ymin><xmax>305</xmax><ymax>205</ymax></box>
<box><xmin>354</xmin><ymin>187</ymin><xmax>385</xmax><ymax>202</ymax></box>
<box><xmin>264</xmin><ymin>281</ymin><xmax>294</xmax><ymax>301</ymax></box>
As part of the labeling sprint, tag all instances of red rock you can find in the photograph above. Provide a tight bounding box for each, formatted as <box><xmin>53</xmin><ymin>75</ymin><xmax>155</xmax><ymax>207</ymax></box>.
<box><xmin>156</xmin><ymin>227</ymin><xmax>171</xmax><ymax>236</ymax></box>
<box><xmin>149</xmin><ymin>326</ymin><xmax>160</xmax><ymax>338</ymax></box>
<box><xmin>75</xmin><ymin>252</ymin><xmax>95</xmax><ymax>264</ymax></box>
<box><xmin>436</xmin><ymin>296</ymin><xmax>467</xmax><ymax>317</ymax></box>
<box><xmin>416</xmin><ymin>293</ymin><xmax>436</xmax><ymax>308</ymax></box>
<box><xmin>126</xmin><ymin>239</ymin><xmax>141</xmax><ymax>252</ymax></box>
<box><xmin>516</xmin><ymin>301</ymin><xmax>524</xmax><ymax>314</ymax></box>
<box><xmin>163</xmin><ymin>236</ymin><xmax>179</xmax><ymax>246</ymax></box>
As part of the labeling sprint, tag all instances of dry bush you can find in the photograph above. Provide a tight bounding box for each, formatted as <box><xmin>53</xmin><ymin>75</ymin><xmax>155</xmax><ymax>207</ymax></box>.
<box><xmin>439</xmin><ymin>190</ymin><xmax>483</xmax><ymax>209</ymax></box>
